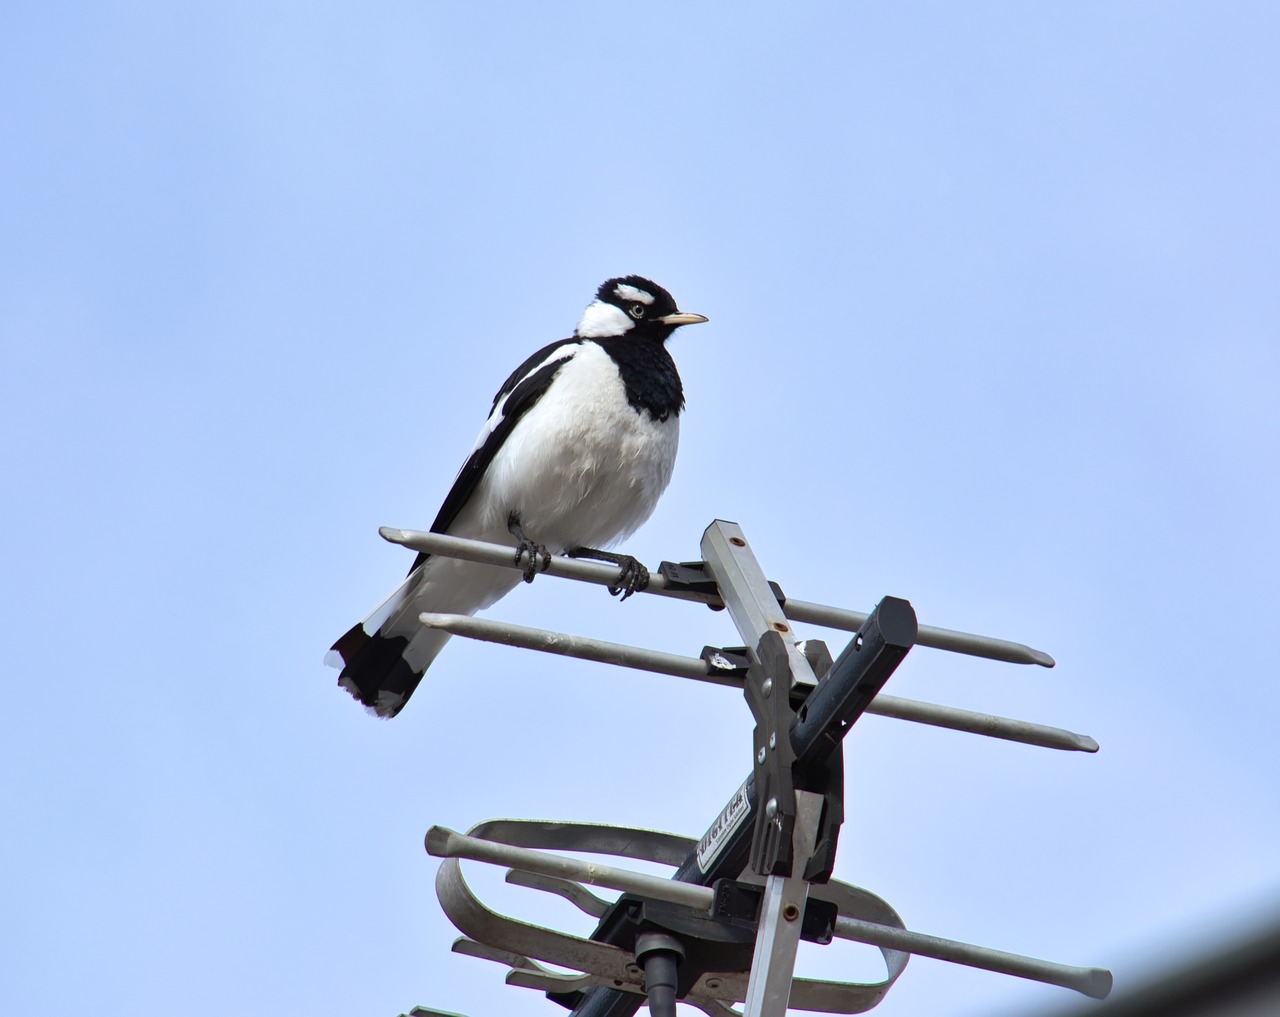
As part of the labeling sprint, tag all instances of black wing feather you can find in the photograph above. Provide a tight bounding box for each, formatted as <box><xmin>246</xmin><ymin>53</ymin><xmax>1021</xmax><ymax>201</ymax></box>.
<box><xmin>488</xmin><ymin>338</ymin><xmax>581</xmax><ymax>417</ymax></box>
<box><xmin>408</xmin><ymin>339</ymin><xmax>581</xmax><ymax>573</ymax></box>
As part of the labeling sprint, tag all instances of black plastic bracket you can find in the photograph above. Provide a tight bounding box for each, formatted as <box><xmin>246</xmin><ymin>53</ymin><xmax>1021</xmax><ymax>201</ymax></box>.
<box><xmin>797</xmin><ymin>741</ymin><xmax>845</xmax><ymax>884</ymax></box>
<box><xmin>745</xmin><ymin>630</ymin><xmax>801</xmax><ymax>877</ymax></box>
<box><xmin>710</xmin><ymin>879</ymin><xmax>838</xmax><ymax>945</ymax></box>
<box><xmin>659</xmin><ymin>560</ymin><xmax>786</xmax><ymax>610</ymax></box>
<box><xmin>592</xmin><ymin>895</ymin><xmax>756</xmax><ymax>999</ymax></box>
<box><xmin>786</xmin><ymin>637</ymin><xmax>844</xmax><ymax>882</ymax></box>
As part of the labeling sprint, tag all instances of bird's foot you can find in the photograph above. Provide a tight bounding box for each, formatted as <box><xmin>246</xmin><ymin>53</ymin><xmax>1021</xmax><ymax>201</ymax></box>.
<box><xmin>608</xmin><ymin>556</ymin><xmax>649</xmax><ymax>600</ymax></box>
<box><xmin>508</xmin><ymin>512</ymin><xmax>552</xmax><ymax>583</ymax></box>
<box><xmin>568</xmin><ymin>547</ymin><xmax>650</xmax><ymax>601</ymax></box>
<box><xmin>513</xmin><ymin>539</ymin><xmax>552</xmax><ymax>583</ymax></box>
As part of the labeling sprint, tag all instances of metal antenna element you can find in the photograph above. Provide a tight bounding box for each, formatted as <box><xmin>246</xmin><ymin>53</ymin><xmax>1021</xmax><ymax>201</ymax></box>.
<box><xmin>415</xmin><ymin>613</ymin><xmax>1097</xmax><ymax>752</ymax></box>
<box><xmin>380</xmin><ymin>526</ymin><xmax>1056</xmax><ymax>668</ymax></box>
<box><xmin>425</xmin><ymin>822</ymin><xmax>1111</xmax><ymax>999</ymax></box>
<box><xmin>397</xmin><ymin>520</ymin><xmax>1110</xmax><ymax>1017</ymax></box>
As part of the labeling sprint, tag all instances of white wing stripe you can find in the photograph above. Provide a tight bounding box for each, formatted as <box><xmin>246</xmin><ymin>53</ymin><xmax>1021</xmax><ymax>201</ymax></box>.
<box><xmin>471</xmin><ymin>343</ymin><xmax>579</xmax><ymax>452</ymax></box>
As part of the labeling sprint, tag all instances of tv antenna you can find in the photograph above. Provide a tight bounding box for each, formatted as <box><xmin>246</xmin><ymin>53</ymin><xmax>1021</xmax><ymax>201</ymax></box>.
<box><xmin>379</xmin><ymin>519</ymin><xmax>1110</xmax><ymax>1017</ymax></box>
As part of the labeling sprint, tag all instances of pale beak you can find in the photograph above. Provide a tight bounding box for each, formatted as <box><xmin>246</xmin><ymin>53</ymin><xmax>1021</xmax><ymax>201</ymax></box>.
<box><xmin>658</xmin><ymin>311</ymin><xmax>709</xmax><ymax>327</ymax></box>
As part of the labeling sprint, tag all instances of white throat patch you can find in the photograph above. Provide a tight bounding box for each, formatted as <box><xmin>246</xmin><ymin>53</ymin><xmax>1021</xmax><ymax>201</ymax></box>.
<box><xmin>575</xmin><ymin>299</ymin><xmax>634</xmax><ymax>338</ymax></box>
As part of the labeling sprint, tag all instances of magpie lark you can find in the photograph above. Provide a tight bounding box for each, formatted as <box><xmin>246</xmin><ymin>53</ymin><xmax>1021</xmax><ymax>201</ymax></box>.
<box><xmin>327</xmin><ymin>276</ymin><xmax>707</xmax><ymax>717</ymax></box>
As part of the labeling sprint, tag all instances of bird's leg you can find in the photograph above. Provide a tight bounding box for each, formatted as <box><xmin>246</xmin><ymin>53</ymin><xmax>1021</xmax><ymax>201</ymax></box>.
<box><xmin>507</xmin><ymin>512</ymin><xmax>552</xmax><ymax>583</ymax></box>
<box><xmin>566</xmin><ymin>547</ymin><xmax>650</xmax><ymax>600</ymax></box>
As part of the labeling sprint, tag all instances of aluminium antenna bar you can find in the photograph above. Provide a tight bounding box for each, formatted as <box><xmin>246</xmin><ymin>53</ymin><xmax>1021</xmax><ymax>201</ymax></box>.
<box><xmin>424</xmin><ymin>826</ymin><xmax>1110</xmax><ymax>998</ymax></box>
<box><xmin>418</xmin><ymin>612</ymin><xmax>1098</xmax><ymax>753</ymax></box>
<box><xmin>379</xmin><ymin>527</ymin><xmax>1055</xmax><ymax>668</ymax></box>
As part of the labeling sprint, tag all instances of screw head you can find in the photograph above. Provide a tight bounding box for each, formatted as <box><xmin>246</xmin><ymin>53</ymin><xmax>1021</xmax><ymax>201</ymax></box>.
<box><xmin>757</xmin><ymin>746</ymin><xmax>766</xmax><ymax>763</ymax></box>
<box><xmin>761</xmin><ymin>678</ymin><xmax>773</xmax><ymax>698</ymax></box>
<box><xmin>768</xmin><ymin>732</ymin><xmax>776</xmax><ymax>750</ymax></box>
<box><xmin>765</xmin><ymin>798</ymin><xmax>778</xmax><ymax>819</ymax></box>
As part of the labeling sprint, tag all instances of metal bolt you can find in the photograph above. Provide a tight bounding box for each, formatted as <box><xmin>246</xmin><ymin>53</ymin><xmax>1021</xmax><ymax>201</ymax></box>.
<box><xmin>765</xmin><ymin>798</ymin><xmax>778</xmax><ymax>819</ymax></box>
<box><xmin>757</xmin><ymin>746</ymin><xmax>766</xmax><ymax>764</ymax></box>
<box><xmin>625</xmin><ymin>963</ymin><xmax>642</xmax><ymax>978</ymax></box>
<box><xmin>768</xmin><ymin>732</ymin><xmax>776</xmax><ymax>749</ymax></box>
<box><xmin>782</xmin><ymin>903</ymin><xmax>801</xmax><ymax>922</ymax></box>
<box><xmin>761</xmin><ymin>678</ymin><xmax>773</xmax><ymax>698</ymax></box>
<box><xmin>706</xmin><ymin>978</ymin><xmax>722</xmax><ymax>991</ymax></box>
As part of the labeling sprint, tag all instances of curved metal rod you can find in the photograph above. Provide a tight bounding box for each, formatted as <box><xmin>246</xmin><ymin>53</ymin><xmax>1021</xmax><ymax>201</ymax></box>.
<box><xmin>435</xmin><ymin>855</ymin><xmax>636</xmax><ymax>985</ymax></box>
<box><xmin>504</xmin><ymin>870</ymin><xmax>612</xmax><ymax>917</ymax></box>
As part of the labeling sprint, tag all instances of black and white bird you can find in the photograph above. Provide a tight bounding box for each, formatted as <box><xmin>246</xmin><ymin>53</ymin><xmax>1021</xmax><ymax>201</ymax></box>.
<box><xmin>326</xmin><ymin>276</ymin><xmax>707</xmax><ymax>717</ymax></box>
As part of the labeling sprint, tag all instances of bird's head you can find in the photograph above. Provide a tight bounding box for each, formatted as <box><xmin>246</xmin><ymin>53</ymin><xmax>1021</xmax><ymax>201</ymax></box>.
<box><xmin>574</xmin><ymin>276</ymin><xmax>708</xmax><ymax>340</ymax></box>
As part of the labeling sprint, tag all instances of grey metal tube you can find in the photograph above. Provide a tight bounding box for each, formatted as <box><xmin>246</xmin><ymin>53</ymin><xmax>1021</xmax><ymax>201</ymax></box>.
<box><xmin>425</xmin><ymin>824</ymin><xmax>1112</xmax><ymax>999</ymax></box>
<box><xmin>418</xmin><ymin>612</ymin><xmax>1098</xmax><ymax>753</ymax></box>
<box><xmin>418</xmin><ymin>612</ymin><xmax>735</xmax><ymax>686</ymax></box>
<box><xmin>426</xmin><ymin>826</ymin><xmax>711</xmax><ymax>910</ymax></box>
<box><xmin>784</xmin><ymin>599</ymin><xmax>1056</xmax><ymax>668</ymax></box>
<box><xmin>382</xmin><ymin>526</ymin><xmax>1054</xmax><ymax>667</ymax></box>
<box><xmin>832</xmin><ymin>916</ymin><xmax>1112</xmax><ymax>999</ymax></box>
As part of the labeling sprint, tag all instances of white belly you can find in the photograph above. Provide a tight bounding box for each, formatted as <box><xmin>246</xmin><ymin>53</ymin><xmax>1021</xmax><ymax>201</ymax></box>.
<box><xmin>462</xmin><ymin>342</ymin><xmax>680</xmax><ymax>553</ymax></box>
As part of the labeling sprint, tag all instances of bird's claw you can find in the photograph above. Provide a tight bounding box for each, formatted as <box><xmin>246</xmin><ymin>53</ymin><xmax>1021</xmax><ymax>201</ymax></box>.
<box><xmin>514</xmin><ymin>540</ymin><xmax>552</xmax><ymax>583</ymax></box>
<box><xmin>607</xmin><ymin>557</ymin><xmax>649</xmax><ymax>600</ymax></box>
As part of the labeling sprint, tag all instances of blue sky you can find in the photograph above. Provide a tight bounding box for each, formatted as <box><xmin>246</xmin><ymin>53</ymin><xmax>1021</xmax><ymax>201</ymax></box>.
<box><xmin>2</xmin><ymin>3</ymin><xmax>1278</xmax><ymax>1016</ymax></box>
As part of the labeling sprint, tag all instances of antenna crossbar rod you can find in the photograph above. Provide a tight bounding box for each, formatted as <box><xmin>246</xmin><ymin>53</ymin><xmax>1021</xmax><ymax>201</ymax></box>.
<box><xmin>418</xmin><ymin>612</ymin><xmax>1098</xmax><ymax>753</ymax></box>
<box><xmin>380</xmin><ymin>526</ymin><xmax>1054</xmax><ymax>667</ymax></box>
<box><xmin>427</xmin><ymin>826</ymin><xmax>710</xmax><ymax>910</ymax></box>
<box><xmin>424</xmin><ymin>826</ymin><xmax>1112</xmax><ymax>998</ymax></box>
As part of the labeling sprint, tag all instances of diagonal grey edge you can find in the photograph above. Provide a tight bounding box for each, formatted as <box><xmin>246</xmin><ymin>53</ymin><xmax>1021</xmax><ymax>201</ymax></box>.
<box><xmin>450</xmin><ymin>936</ymin><xmax>539</xmax><ymax>970</ymax></box>
<box><xmin>504</xmin><ymin>969</ymin><xmax>603</xmax><ymax>994</ymax></box>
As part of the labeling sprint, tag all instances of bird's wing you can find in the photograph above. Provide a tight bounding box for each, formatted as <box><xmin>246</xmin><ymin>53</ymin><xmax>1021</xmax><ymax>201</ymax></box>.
<box><xmin>408</xmin><ymin>338</ymin><xmax>582</xmax><ymax>572</ymax></box>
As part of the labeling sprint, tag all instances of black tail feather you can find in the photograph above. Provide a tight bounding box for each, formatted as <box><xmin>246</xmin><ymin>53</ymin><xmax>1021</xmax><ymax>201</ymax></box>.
<box><xmin>333</xmin><ymin>628</ymin><xmax>424</xmax><ymax>718</ymax></box>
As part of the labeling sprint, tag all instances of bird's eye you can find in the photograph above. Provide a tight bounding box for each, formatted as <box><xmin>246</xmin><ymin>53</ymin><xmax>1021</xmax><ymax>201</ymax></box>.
<box><xmin>628</xmin><ymin>303</ymin><xmax>645</xmax><ymax>319</ymax></box>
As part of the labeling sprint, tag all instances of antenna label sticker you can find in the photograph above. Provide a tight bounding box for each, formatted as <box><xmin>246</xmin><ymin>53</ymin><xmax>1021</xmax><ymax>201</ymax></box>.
<box><xmin>696</xmin><ymin>778</ymin><xmax>751</xmax><ymax>873</ymax></box>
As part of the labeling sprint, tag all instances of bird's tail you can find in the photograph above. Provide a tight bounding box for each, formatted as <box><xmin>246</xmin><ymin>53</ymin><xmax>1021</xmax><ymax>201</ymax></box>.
<box><xmin>325</xmin><ymin>555</ymin><xmax>521</xmax><ymax>718</ymax></box>
<box><xmin>324</xmin><ymin>562</ymin><xmax>444</xmax><ymax>718</ymax></box>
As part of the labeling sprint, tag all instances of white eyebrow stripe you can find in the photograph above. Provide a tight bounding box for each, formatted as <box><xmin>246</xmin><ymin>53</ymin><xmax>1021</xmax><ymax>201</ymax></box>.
<box><xmin>613</xmin><ymin>283</ymin><xmax>655</xmax><ymax>304</ymax></box>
